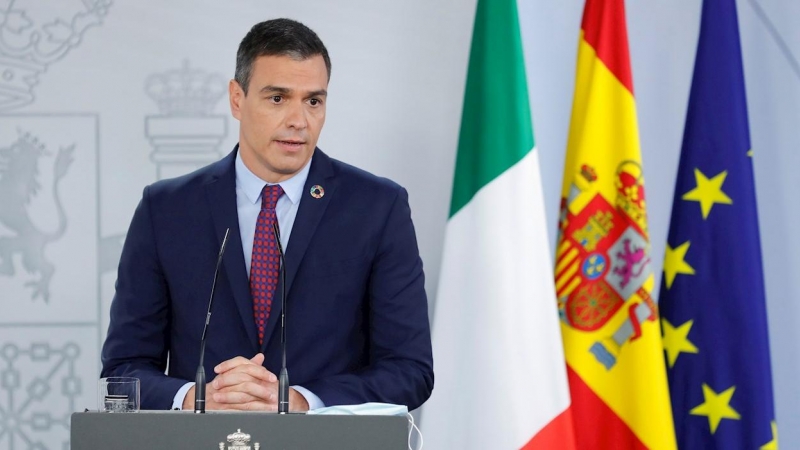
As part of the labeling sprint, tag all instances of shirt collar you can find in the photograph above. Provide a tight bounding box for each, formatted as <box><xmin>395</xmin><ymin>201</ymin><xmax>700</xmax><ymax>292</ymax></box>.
<box><xmin>235</xmin><ymin>149</ymin><xmax>312</xmax><ymax>205</ymax></box>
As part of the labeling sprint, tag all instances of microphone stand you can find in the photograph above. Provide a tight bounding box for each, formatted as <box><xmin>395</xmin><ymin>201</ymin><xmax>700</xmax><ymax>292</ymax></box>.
<box><xmin>271</xmin><ymin>222</ymin><xmax>290</xmax><ymax>414</ymax></box>
<box><xmin>195</xmin><ymin>228</ymin><xmax>230</xmax><ymax>413</ymax></box>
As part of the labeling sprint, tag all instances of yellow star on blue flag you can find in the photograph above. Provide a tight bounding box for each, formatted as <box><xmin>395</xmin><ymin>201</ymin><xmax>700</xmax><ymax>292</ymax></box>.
<box><xmin>682</xmin><ymin>168</ymin><xmax>732</xmax><ymax>219</ymax></box>
<box><xmin>690</xmin><ymin>384</ymin><xmax>740</xmax><ymax>433</ymax></box>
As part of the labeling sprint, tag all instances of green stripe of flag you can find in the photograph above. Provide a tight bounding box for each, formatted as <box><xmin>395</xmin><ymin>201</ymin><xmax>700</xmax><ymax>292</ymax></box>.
<box><xmin>449</xmin><ymin>0</ymin><xmax>534</xmax><ymax>217</ymax></box>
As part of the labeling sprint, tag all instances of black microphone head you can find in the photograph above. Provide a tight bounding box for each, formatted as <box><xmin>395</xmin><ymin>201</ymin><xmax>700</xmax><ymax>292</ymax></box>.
<box><xmin>218</xmin><ymin>228</ymin><xmax>230</xmax><ymax>257</ymax></box>
<box><xmin>194</xmin><ymin>365</ymin><xmax>206</xmax><ymax>413</ymax></box>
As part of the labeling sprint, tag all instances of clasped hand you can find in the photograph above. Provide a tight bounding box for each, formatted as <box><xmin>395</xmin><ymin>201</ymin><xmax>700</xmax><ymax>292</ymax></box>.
<box><xmin>183</xmin><ymin>353</ymin><xmax>309</xmax><ymax>412</ymax></box>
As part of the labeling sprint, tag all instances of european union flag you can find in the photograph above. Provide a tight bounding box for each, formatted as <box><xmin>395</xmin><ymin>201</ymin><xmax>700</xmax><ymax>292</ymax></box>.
<box><xmin>658</xmin><ymin>0</ymin><xmax>777</xmax><ymax>448</ymax></box>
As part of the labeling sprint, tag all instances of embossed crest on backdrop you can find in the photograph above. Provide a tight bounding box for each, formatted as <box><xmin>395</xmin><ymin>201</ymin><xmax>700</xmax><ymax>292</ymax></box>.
<box><xmin>0</xmin><ymin>0</ymin><xmax>112</xmax><ymax>111</ymax></box>
<box><xmin>144</xmin><ymin>60</ymin><xmax>228</xmax><ymax>180</ymax></box>
<box><xmin>0</xmin><ymin>115</ymin><xmax>101</xmax><ymax>450</ymax></box>
<box><xmin>0</xmin><ymin>130</ymin><xmax>75</xmax><ymax>302</ymax></box>
<box><xmin>0</xmin><ymin>5</ymin><xmax>232</xmax><ymax>448</ymax></box>
<box><xmin>0</xmin><ymin>1</ymin><xmax>111</xmax><ymax>448</ymax></box>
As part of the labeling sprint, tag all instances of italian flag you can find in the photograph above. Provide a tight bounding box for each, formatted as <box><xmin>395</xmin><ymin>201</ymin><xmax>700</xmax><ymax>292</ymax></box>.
<box><xmin>420</xmin><ymin>0</ymin><xmax>576</xmax><ymax>448</ymax></box>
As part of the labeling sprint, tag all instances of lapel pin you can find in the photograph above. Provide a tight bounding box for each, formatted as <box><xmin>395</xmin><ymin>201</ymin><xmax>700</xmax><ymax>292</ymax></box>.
<box><xmin>310</xmin><ymin>185</ymin><xmax>325</xmax><ymax>199</ymax></box>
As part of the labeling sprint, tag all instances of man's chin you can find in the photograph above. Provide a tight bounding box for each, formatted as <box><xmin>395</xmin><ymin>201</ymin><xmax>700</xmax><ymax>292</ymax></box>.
<box><xmin>273</xmin><ymin>166</ymin><xmax>304</xmax><ymax>176</ymax></box>
<box><xmin>273</xmin><ymin>155</ymin><xmax>312</xmax><ymax>175</ymax></box>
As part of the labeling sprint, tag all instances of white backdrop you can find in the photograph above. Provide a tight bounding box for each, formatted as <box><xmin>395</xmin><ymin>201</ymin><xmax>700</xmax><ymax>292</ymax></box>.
<box><xmin>0</xmin><ymin>0</ymin><xmax>797</xmax><ymax>447</ymax></box>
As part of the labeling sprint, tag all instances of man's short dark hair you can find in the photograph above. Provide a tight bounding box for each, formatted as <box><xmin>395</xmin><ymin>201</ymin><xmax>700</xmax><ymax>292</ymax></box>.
<box><xmin>235</xmin><ymin>18</ymin><xmax>331</xmax><ymax>95</ymax></box>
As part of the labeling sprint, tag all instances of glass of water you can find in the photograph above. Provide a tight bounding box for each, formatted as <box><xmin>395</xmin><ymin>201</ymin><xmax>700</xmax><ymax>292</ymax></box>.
<box><xmin>98</xmin><ymin>377</ymin><xmax>140</xmax><ymax>412</ymax></box>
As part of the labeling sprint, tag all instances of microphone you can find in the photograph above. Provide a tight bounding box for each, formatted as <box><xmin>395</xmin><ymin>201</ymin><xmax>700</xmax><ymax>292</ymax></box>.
<box><xmin>271</xmin><ymin>222</ymin><xmax>289</xmax><ymax>414</ymax></box>
<box><xmin>195</xmin><ymin>228</ymin><xmax>231</xmax><ymax>414</ymax></box>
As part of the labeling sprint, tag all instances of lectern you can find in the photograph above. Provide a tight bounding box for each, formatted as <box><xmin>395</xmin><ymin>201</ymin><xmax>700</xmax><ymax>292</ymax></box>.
<box><xmin>71</xmin><ymin>411</ymin><xmax>408</xmax><ymax>449</ymax></box>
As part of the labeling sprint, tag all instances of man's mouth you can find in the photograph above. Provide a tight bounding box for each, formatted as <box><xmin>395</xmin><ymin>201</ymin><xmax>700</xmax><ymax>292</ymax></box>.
<box><xmin>275</xmin><ymin>140</ymin><xmax>305</xmax><ymax>150</ymax></box>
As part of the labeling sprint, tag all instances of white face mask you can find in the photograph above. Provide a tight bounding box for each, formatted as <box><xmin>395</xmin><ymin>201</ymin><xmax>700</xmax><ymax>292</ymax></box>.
<box><xmin>306</xmin><ymin>402</ymin><xmax>409</xmax><ymax>416</ymax></box>
<box><xmin>307</xmin><ymin>403</ymin><xmax>423</xmax><ymax>450</ymax></box>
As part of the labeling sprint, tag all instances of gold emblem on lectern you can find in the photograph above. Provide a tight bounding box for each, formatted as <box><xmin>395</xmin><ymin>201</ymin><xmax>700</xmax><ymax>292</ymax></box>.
<box><xmin>219</xmin><ymin>429</ymin><xmax>260</xmax><ymax>450</ymax></box>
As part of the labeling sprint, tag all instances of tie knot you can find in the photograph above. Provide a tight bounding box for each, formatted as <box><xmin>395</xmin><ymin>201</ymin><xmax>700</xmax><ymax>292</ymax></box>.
<box><xmin>261</xmin><ymin>184</ymin><xmax>284</xmax><ymax>210</ymax></box>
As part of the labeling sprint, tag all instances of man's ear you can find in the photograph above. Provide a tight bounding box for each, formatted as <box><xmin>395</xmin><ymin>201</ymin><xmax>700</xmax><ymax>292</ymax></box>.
<box><xmin>229</xmin><ymin>79</ymin><xmax>244</xmax><ymax>120</ymax></box>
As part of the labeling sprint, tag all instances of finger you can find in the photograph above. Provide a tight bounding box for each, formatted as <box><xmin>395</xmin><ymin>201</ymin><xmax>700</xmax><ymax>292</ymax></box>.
<box><xmin>212</xmin><ymin>366</ymin><xmax>277</xmax><ymax>390</ymax></box>
<box><xmin>216</xmin><ymin>380</ymin><xmax>276</xmax><ymax>403</ymax></box>
<box><xmin>213</xmin><ymin>386</ymin><xmax>275</xmax><ymax>405</ymax></box>
<box><xmin>214</xmin><ymin>355</ymin><xmax>277</xmax><ymax>382</ymax></box>
<box><xmin>212</xmin><ymin>370</ymin><xmax>264</xmax><ymax>391</ymax></box>
<box><xmin>212</xmin><ymin>391</ymin><xmax>260</xmax><ymax>404</ymax></box>
<box><xmin>244</xmin><ymin>401</ymin><xmax>277</xmax><ymax>412</ymax></box>
<box><xmin>210</xmin><ymin>400</ymin><xmax>276</xmax><ymax>412</ymax></box>
<box><xmin>250</xmin><ymin>353</ymin><xmax>265</xmax><ymax>365</ymax></box>
<box><xmin>230</xmin><ymin>361</ymin><xmax>276</xmax><ymax>382</ymax></box>
<box><xmin>214</xmin><ymin>356</ymin><xmax>257</xmax><ymax>374</ymax></box>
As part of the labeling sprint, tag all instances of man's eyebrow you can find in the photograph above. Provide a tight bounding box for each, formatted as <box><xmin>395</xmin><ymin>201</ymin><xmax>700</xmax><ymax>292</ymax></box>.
<box><xmin>259</xmin><ymin>85</ymin><xmax>290</xmax><ymax>94</ymax></box>
<box><xmin>257</xmin><ymin>86</ymin><xmax>328</xmax><ymax>98</ymax></box>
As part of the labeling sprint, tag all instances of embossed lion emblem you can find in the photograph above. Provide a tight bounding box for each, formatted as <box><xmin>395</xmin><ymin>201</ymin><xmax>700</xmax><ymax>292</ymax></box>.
<box><xmin>0</xmin><ymin>132</ymin><xmax>74</xmax><ymax>301</ymax></box>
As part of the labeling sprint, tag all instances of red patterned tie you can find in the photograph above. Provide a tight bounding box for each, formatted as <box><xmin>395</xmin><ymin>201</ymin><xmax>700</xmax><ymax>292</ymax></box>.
<box><xmin>250</xmin><ymin>184</ymin><xmax>284</xmax><ymax>346</ymax></box>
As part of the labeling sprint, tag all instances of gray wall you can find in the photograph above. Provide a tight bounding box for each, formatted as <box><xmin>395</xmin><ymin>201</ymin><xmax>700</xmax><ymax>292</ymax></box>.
<box><xmin>0</xmin><ymin>0</ymin><xmax>797</xmax><ymax>448</ymax></box>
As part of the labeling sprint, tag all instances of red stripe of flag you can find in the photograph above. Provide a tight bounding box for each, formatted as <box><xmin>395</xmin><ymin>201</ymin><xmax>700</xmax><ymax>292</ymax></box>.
<box><xmin>566</xmin><ymin>365</ymin><xmax>648</xmax><ymax>449</ymax></box>
<box><xmin>522</xmin><ymin>406</ymin><xmax>577</xmax><ymax>449</ymax></box>
<box><xmin>581</xmin><ymin>0</ymin><xmax>634</xmax><ymax>94</ymax></box>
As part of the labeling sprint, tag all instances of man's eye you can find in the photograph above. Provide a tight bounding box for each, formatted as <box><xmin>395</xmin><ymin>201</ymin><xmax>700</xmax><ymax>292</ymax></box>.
<box><xmin>309</xmin><ymin>98</ymin><xmax>321</xmax><ymax>106</ymax></box>
<box><xmin>270</xmin><ymin>95</ymin><xmax>283</xmax><ymax>103</ymax></box>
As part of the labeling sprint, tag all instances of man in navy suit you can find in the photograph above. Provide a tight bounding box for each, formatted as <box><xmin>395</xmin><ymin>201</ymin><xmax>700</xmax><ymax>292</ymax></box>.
<box><xmin>101</xmin><ymin>18</ymin><xmax>433</xmax><ymax>412</ymax></box>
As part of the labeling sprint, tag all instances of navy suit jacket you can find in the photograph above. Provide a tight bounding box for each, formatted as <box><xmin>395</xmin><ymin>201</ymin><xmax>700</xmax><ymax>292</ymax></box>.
<box><xmin>101</xmin><ymin>148</ymin><xmax>434</xmax><ymax>410</ymax></box>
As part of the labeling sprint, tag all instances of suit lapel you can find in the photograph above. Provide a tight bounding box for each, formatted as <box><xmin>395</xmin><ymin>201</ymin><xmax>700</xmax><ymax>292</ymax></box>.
<box><xmin>205</xmin><ymin>148</ymin><xmax>259</xmax><ymax>353</ymax></box>
<box><xmin>261</xmin><ymin>149</ymin><xmax>336</xmax><ymax>351</ymax></box>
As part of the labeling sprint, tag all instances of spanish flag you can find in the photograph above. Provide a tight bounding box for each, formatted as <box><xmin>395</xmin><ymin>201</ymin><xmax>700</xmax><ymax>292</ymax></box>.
<box><xmin>556</xmin><ymin>0</ymin><xmax>676</xmax><ymax>448</ymax></box>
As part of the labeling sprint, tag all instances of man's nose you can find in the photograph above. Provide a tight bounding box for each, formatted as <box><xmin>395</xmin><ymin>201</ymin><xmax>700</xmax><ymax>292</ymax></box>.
<box><xmin>284</xmin><ymin>103</ymin><xmax>308</xmax><ymax>129</ymax></box>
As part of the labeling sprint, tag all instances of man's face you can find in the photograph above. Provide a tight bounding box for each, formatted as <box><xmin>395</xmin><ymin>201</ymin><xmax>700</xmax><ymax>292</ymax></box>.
<box><xmin>230</xmin><ymin>54</ymin><xmax>328</xmax><ymax>183</ymax></box>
